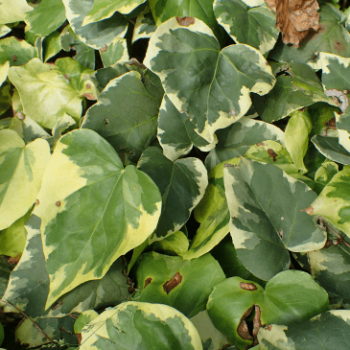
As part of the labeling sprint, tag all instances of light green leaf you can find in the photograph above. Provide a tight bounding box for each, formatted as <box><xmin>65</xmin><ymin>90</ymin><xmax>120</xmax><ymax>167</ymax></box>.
<box><xmin>81</xmin><ymin>71</ymin><xmax>162</xmax><ymax>164</ymax></box>
<box><xmin>0</xmin><ymin>25</ymin><xmax>11</xmax><ymax>38</ymax></box>
<box><xmin>314</xmin><ymin>161</ymin><xmax>339</xmax><ymax>194</ymax></box>
<box><xmin>43</xmin><ymin>31</ymin><xmax>62</xmax><ymax>62</ymax></box>
<box><xmin>135</xmin><ymin>252</ymin><xmax>225</xmax><ymax>317</ymax></box>
<box><xmin>270</xmin><ymin>4</ymin><xmax>350</xmax><ymax>67</ymax></box>
<box><xmin>44</xmin><ymin>114</ymin><xmax>76</xmax><ymax>149</ymax></box>
<box><xmin>0</xmin><ymin>81</ymin><xmax>11</xmax><ymax>115</ymax></box>
<box><xmin>252</xmin><ymin>62</ymin><xmax>337</xmax><ymax>123</ymax></box>
<box><xmin>138</xmin><ymin>147</ymin><xmax>208</xmax><ymax>238</ymax></box>
<box><xmin>223</xmin><ymin>158</ymin><xmax>326</xmax><ymax>281</ymax></box>
<box><xmin>0</xmin><ymin>0</ymin><xmax>33</xmax><ymax>24</ymax></box>
<box><xmin>207</xmin><ymin>271</ymin><xmax>329</xmax><ymax>349</ymax></box>
<box><xmin>0</xmin><ymin>60</ymin><xmax>8</xmax><ymax>88</ymax></box>
<box><xmin>132</xmin><ymin>6</ymin><xmax>157</xmax><ymax>43</ymax></box>
<box><xmin>150</xmin><ymin>231</ymin><xmax>189</xmax><ymax>255</ymax></box>
<box><xmin>62</xmin><ymin>0</ymin><xmax>128</xmax><ymax>50</ymax></box>
<box><xmin>33</xmin><ymin>129</ymin><xmax>161</xmax><ymax>308</ymax></box>
<box><xmin>144</xmin><ymin>18</ymin><xmax>275</xmax><ymax>143</ymax></box>
<box><xmin>307</xmin><ymin>167</ymin><xmax>350</xmax><ymax>237</ymax></box>
<box><xmin>24</xmin><ymin>0</ymin><xmax>66</xmax><ymax>37</ymax></box>
<box><xmin>258</xmin><ymin>310</ymin><xmax>350</xmax><ymax>350</ymax></box>
<box><xmin>311</xmin><ymin>135</ymin><xmax>350</xmax><ymax>165</ymax></box>
<box><xmin>83</xmin><ymin>0</ymin><xmax>146</xmax><ymax>25</ymax></box>
<box><xmin>74</xmin><ymin>310</ymin><xmax>99</xmax><ymax>334</ymax></box>
<box><xmin>8</xmin><ymin>58</ymin><xmax>83</xmax><ymax>129</ymax></box>
<box><xmin>100</xmin><ymin>38</ymin><xmax>129</xmax><ymax>67</ymax></box>
<box><xmin>80</xmin><ymin>301</ymin><xmax>203</xmax><ymax>350</ymax></box>
<box><xmin>214</xmin><ymin>0</ymin><xmax>278</xmax><ymax>54</ymax></box>
<box><xmin>0</xmin><ymin>130</ymin><xmax>50</xmax><ymax>230</ymax></box>
<box><xmin>205</xmin><ymin>117</ymin><xmax>285</xmax><ymax>172</ymax></box>
<box><xmin>158</xmin><ymin>95</ymin><xmax>212</xmax><ymax>162</ymax></box>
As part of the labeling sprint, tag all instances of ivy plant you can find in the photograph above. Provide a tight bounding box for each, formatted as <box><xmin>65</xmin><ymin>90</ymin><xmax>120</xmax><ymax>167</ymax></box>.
<box><xmin>1</xmin><ymin>0</ymin><xmax>350</xmax><ymax>349</ymax></box>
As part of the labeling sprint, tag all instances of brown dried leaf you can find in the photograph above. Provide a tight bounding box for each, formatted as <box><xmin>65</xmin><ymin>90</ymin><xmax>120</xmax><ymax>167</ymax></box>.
<box><xmin>265</xmin><ymin>0</ymin><xmax>320</xmax><ymax>47</ymax></box>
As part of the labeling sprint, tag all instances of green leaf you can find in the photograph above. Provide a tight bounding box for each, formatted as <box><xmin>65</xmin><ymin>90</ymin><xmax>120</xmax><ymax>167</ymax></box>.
<box><xmin>307</xmin><ymin>166</ymin><xmax>350</xmax><ymax>237</ymax></box>
<box><xmin>24</xmin><ymin>0</ymin><xmax>66</xmax><ymax>37</ymax></box>
<box><xmin>83</xmin><ymin>0</ymin><xmax>146</xmax><ymax>25</ymax></box>
<box><xmin>0</xmin><ymin>130</ymin><xmax>50</xmax><ymax>230</ymax></box>
<box><xmin>270</xmin><ymin>4</ymin><xmax>350</xmax><ymax>66</ymax></box>
<box><xmin>258</xmin><ymin>310</ymin><xmax>350</xmax><ymax>350</ymax></box>
<box><xmin>0</xmin><ymin>25</ymin><xmax>11</xmax><ymax>38</ymax></box>
<box><xmin>223</xmin><ymin>158</ymin><xmax>326</xmax><ymax>281</ymax></box>
<box><xmin>0</xmin><ymin>0</ymin><xmax>33</xmax><ymax>24</ymax></box>
<box><xmin>79</xmin><ymin>301</ymin><xmax>203</xmax><ymax>350</ymax></box>
<box><xmin>0</xmin><ymin>257</ymin><xmax>11</xmax><ymax>299</ymax></box>
<box><xmin>135</xmin><ymin>252</ymin><xmax>225</xmax><ymax>318</ymax></box>
<box><xmin>8</xmin><ymin>58</ymin><xmax>83</xmax><ymax>129</ymax></box>
<box><xmin>132</xmin><ymin>6</ymin><xmax>157</xmax><ymax>43</ymax></box>
<box><xmin>205</xmin><ymin>117</ymin><xmax>285</xmax><ymax>172</ymax></box>
<box><xmin>100</xmin><ymin>38</ymin><xmax>129</xmax><ymax>67</ymax></box>
<box><xmin>74</xmin><ymin>310</ymin><xmax>98</xmax><ymax>334</ymax></box>
<box><xmin>33</xmin><ymin>129</ymin><xmax>161</xmax><ymax>308</ymax></box>
<box><xmin>81</xmin><ymin>71</ymin><xmax>161</xmax><ymax>163</ymax></box>
<box><xmin>214</xmin><ymin>0</ymin><xmax>278</xmax><ymax>54</ymax></box>
<box><xmin>311</xmin><ymin>135</ymin><xmax>350</xmax><ymax>165</ymax></box>
<box><xmin>252</xmin><ymin>62</ymin><xmax>336</xmax><ymax>123</ymax></box>
<box><xmin>138</xmin><ymin>147</ymin><xmax>208</xmax><ymax>238</ymax></box>
<box><xmin>150</xmin><ymin>230</ymin><xmax>189</xmax><ymax>255</ymax></box>
<box><xmin>144</xmin><ymin>18</ymin><xmax>275</xmax><ymax>143</ymax></box>
<box><xmin>207</xmin><ymin>271</ymin><xmax>329</xmax><ymax>348</ymax></box>
<box><xmin>314</xmin><ymin>161</ymin><xmax>339</xmax><ymax>194</ymax></box>
<box><xmin>62</xmin><ymin>0</ymin><xmax>128</xmax><ymax>50</ymax></box>
<box><xmin>158</xmin><ymin>95</ymin><xmax>212</xmax><ymax>162</ymax></box>
<box><xmin>0</xmin><ymin>81</ymin><xmax>11</xmax><ymax>116</ymax></box>
<box><xmin>0</xmin><ymin>323</ymin><xmax>3</xmax><ymax>346</ymax></box>
<box><xmin>337</xmin><ymin>111</ymin><xmax>350</xmax><ymax>153</ymax></box>
<box><xmin>43</xmin><ymin>31</ymin><xmax>62</xmax><ymax>62</ymax></box>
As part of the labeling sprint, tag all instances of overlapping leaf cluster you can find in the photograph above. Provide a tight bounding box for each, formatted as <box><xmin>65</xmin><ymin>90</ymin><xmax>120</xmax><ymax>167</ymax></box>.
<box><xmin>1</xmin><ymin>0</ymin><xmax>350</xmax><ymax>349</ymax></box>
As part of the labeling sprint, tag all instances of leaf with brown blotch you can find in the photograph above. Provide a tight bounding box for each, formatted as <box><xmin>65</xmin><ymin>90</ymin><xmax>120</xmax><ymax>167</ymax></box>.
<box><xmin>265</xmin><ymin>0</ymin><xmax>320</xmax><ymax>47</ymax></box>
<box><xmin>163</xmin><ymin>272</ymin><xmax>183</xmax><ymax>294</ymax></box>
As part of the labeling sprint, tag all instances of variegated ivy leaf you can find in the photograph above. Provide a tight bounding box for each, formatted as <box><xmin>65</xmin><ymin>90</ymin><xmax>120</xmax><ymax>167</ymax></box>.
<box><xmin>81</xmin><ymin>71</ymin><xmax>162</xmax><ymax>164</ymax></box>
<box><xmin>150</xmin><ymin>230</ymin><xmax>189</xmax><ymax>255</ymax></box>
<box><xmin>307</xmin><ymin>167</ymin><xmax>350</xmax><ymax>237</ymax></box>
<box><xmin>314</xmin><ymin>161</ymin><xmax>339</xmax><ymax>194</ymax></box>
<box><xmin>83</xmin><ymin>0</ymin><xmax>146</xmax><ymax>25</ymax></box>
<box><xmin>270</xmin><ymin>4</ymin><xmax>350</xmax><ymax>67</ymax></box>
<box><xmin>8</xmin><ymin>58</ymin><xmax>83</xmax><ymax>129</ymax></box>
<box><xmin>207</xmin><ymin>271</ymin><xmax>329</xmax><ymax>349</ymax></box>
<box><xmin>0</xmin><ymin>130</ymin><xmax>50</xmax><ymax>230</ymax></box>
<box><xmin>135</xmin><ymin>252</ymin><xmax>225</xmax><ymax>317</ymax></box>
<box><xmin>33</xmin><ymin>129</ymin><xmax>162</xmax><ymax>308</ymax></box>
<box><xmin>252</xmin><ymin>62</ymin><xmax>337</xmax><ymax>123</ymax></box>
<box><xmin>223</xmin><ymin>158</ymin><xmax>326</xmax><ymax>281</ymax></box>
<box><xmin>311</xmin><ymin>135</ymin><xmax>350</xmax><ymax>166</ymax></box>
<box><xmin>214</xmin><ymin>0</ymin><xmax>278</xmax><ymax>54</ymax></box>
<box><xmin>181</xmin><ymin>159</ymin><xmax>240</xmax><ymax>261</ymax></box>
<box><xmin>158</xmin><ymin>95</ymin><xmax>212</xmax><ymax>162</ymax></box>
<box><xmin>144</xmin><ymin>17</ymin><xmax>275</xmax><ymax>143</ymax></box>
<box><xmin>24</xmin><ymin>0</ymin><xmax>66</xmax><ymax>37</ymax></box>
<box><xmin>336</xmin><ymin>111</ymin><xmax>350</xmax><ymax>153</ymax></box>
<box><xmin>132</xmin><ymin>6</ymin><xmax>157</xmax><ymax>43</ymax></box>
<box><xmin>80</xmin><ymin>302</ymin><xmax>203</xmax><ymax>350</ymax></box>
<box><xmin>138</xmin><ymin>147</ymin><xmax>208</xmax><ymax>238</ymax></box>
<box><xmin>62</xmin><ymin>0</ymin><xmax>128</xmax><ymax>50</ymax></box>
<box><xmin>99</xmin><ymin>38</ymin><xmax>129</xmax><ymax>67</ymax></box>
<box><xmin>258</xmin><ymin>310</ymin><xmax>350</xmax><ymax>350</ymax></box>
<box><xmin>0</xmin><ymin>0</ymin><xmax>33</xmax><ymax>24</ymax></box>
<box><xmin>205</xmin><ymin>117</ymin><xmax>285</xmax><ymax>172</ymax></box>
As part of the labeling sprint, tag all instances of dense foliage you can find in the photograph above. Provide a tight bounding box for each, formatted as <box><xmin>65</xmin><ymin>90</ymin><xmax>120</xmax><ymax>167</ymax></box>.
<box><xmin>1</xmin><ymin>0</ymin><xmax>350</xmax><ymax>349</ymax></box>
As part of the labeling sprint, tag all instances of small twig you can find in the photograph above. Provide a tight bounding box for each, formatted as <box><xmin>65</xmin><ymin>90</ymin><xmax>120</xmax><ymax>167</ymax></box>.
<box><xmin>0</xmin><ymin>299</ymin><xmax>56</xmax><ymax>343</ymax></box>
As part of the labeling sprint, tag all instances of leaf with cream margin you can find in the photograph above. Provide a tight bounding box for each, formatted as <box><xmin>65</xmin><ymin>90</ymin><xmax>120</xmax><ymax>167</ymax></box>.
<box><xmin>181</xmin><ymin>158</ymin><xmax>240</xmax><ymax>261</ymax></box>
<box><xmin>138</xmin><ymin>147</ymin><xmax>208</xmax><ymax>239</ymax></box>
<box><xmin>62</xmin><ymin>0</ymin><xmax>128</xmax><ymax>50</ymax></box>
<box><xmin>132</xmin><ymin>6</ymin><xmax>157</xmax><ymax>43</ymax></box>
<box><xmin>207</xmin><ymin>271</ymin><xmax>329</xmax><ymax>349</ymax></box>
<box><xmin>214</xmin><ymin>0</ymin><xmax>278</xmax><ymax>54</ymax></box>
<box><xmin>258</xmin><ymin>310</ymin><xmax>350</xmax><ymax>350</ymax></box>
<box><xmin>80</xmin><ymin>301</ymin><xmax>203</xmax><ymax>350</ymax></box>
<box><xmin>158</xmin><ymin>95</ymin><xmax>212</xmax><ymax>162</ymax></box>
<box><xmin>135</xmin><ymin>252</ymin><xmax>225</xmax><ymax>318</ymax></box>
<box><xmin>336</xmin><ymin>111</ymin><xmax>350</xmax><ymax>153</ymax></box>
<box><xmin>0</xmin><ymin>0</ymin><xmax>33</xmax><ymax>24</ymax></box>
<box><xmin>100</xmin><ymin>38</ymin><xmax>129</xmax><ymax>67</ymax></box>
<box><xmin>81</xmin><ymin>71</ymin><xmax>161</xmax><ymax>164</ymax></box>
<box><xmin>33</xmin><ymin>129</ymin><xmax>161</xmax><ymax>308</ymax></box>
<box><xmin>313</xmin><ymin>161</ymin><xmax>339</xmax><ymax>194</ymax></box>
<box><xmin>150</xmin><ymin>231</ymin><xmax>189</xmax><ymax>255</ymax></box>
<box><xmin>83</xmin><ymin>0</ymin><xmax>146</xmax><ymax>25</ymax></box>
<box><xmin>8</xmin><ymin>58</ymin><xmax>83</xmax><ymax>129</ymax></box>
<box><xmin>24</xmin><ymin>0</ymin><xmax>66</xmax><ymax>37</ymax></box>
<box><xmin>223</xmin><ymin>158</ymin><xmax>326</xmax><ymax>281</ymax></box>
<box><xmin>0</xmin><ymin>60</ymin><xmax>9</xmax><ymax>88</ymax></box>
<box><xmin>306</xmin><ymin>166</ymin><xmax>350</xmax><ymax>237</ymax></box>
<box><xmin>205</xmin><ymin>117</ymin><xmax>285</xmax><ymax>172</ymax></box>
<box><xmin>0</xmin><ymin>130</ymin><xmax>50</xmax><ymax>231</ymax></box>
<box><xmin>144</xmin><ymin>17</ymin><xmax>275</xmax><ymax>144</ymax></box>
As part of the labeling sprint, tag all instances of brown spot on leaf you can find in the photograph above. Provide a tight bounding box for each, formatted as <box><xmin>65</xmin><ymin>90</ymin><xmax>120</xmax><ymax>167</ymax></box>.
<box><xmin>257</xmin><ymin>142</ymin><xmax>265</xmax><ymax>147</ymax></box>
<box><xmin>7</xmin><ymin>254</ymin><xmax>21</xmax><ymax>265</ymax></box>
<box><xmin>266</xmin><ymin>325</ymin><xmax>273</xmax><ymax>331</ymax></box>
<box><xmin>12</xmin><ymin>55</ymin><xmax>17</xmax><ymax>62</ymax></box>
<box><xmin>267</xmin><ymin>148</ymin><xmax>278</xmax><ymax>162</ymax></box>
<box><xmin>163</xmin><ymin>272</ymin><xmax>182</xmax><ymax>294</ymax></box>
<box><xmin>240</xmin><ymin>282</ymin><xmax>257</xmax><ymax>291</ymax></box>
<box><xmin>35</xmin><ymin>199</ymin><xmax>40</xmax><ymax>206</ymax></box>
<box><xmin>104</xmin><ymin>118</ymin><xmax>109</xmax><ymax>125</ymax></box>
<box><xmin>144</xmin><ymin>277</ymin><xmax>152</xmax><ymax>288</ymax></box>
<box><xmin>82</xmin><ymin>93</ymin><xmax>96</xmax><ymax>101</ymax></box>
<box><xmin>86</xmin><ymin>83</ymin><xmax>91</xmax><ymax>89</ymax></box>
<box><xmin>64</xmin><ymin>74</ymin><xmax>70</xmax><ymax>82</ymax></box>
<box><xmin>305</xmin><ymin>206</ymin><xmax>314</xmax><ymax>215</ymax></box>
<box><xmin>55</xmin><ymin>201</ymin><xmax>61</xmax><ymax>207</ymax></box>
<box><xmin>176</xmin><ymin>17</ymin><xmax>195</xmax><ymax>26</ymax></box>
<box><xmin>76</xmin><ymin>333</ymin><xmax>82</xmax><ymax>344</ymax></box>
<box><xmin>229</xmin><ymin>109</ymin><xmax>236</xmax><ymax>117</ymax></box>
<box><xmin>100</xmin><ymin>45</ymin><xmax>108</xmax><ymax>53</ymax></box>
<box><xmin>16</xmin><ymin>112</ymin><xmax>25</xmax><ymax>121</ymax></box>
<box><xmin>334</xmin><ymin>41</ymin><xmax>345</xmax><ymax>52</ymax></box>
